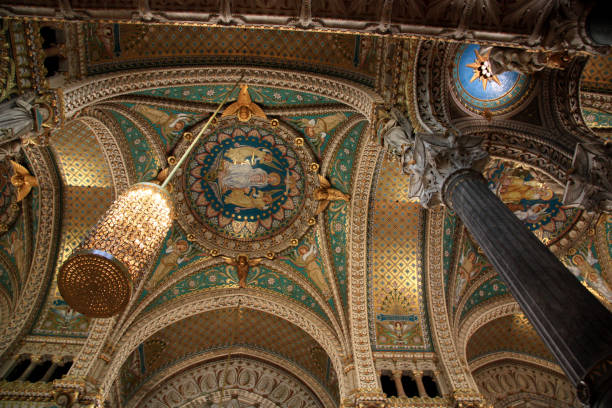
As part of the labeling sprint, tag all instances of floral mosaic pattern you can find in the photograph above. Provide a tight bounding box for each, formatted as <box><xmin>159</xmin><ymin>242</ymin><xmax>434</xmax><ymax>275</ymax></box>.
<box><xmin>146</xmin><ymin>264</ymin><xmax>329</xmax><ymax>322</ymax></box>
<box><xmin>328</xmin><ymin>121</ymin><xmax>366</xmax><ymax>308</ymax></box>
<box><xmin>460</xmin><ymin>276</ymin><xmax>508</xmax><ymax>320</ymax></box>
<box><xmin>136</xmin><ymin>85</ymin><xmax>338</xmax><ymax>106</ymax></box>
<box><xmin>109</xmin><ymin>111</ymin><xmax>160</xmax><ymax>182</ymax></box>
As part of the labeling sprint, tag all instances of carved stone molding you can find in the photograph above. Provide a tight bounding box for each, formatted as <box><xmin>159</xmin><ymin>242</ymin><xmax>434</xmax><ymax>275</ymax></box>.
<box><xmin>78</xmin><ymin>115</ymin><xmax>133</xmax><ymax>194</ymax></box>
<box><xmin>97</xmin><ymin>290</ymin><xmax>346</xmax><ymax>400</ymax></box>
<box><xmin>414</xmin><ymin>41</ymin><xmax>447</xmax><ymax>134</ymax></box>
<box><xmin>456</xmin><ymin>298</ymin><xmax>522</xmax><ymax>364</ymax></box>
<box><xmin>126</xmin><ymin>349</ymin><xmax>335</xmax><ymax>408</ymax></box>
<box><xmin>469</xmin><ymin>352</ymin><xmax>565</xmax><ymax>375</ymax></box>
<box><xmin>425</xmin><ymin>208</ymin><xmax>482</xmax><ymax>403</ymax></box>
<box><xmin>472</xmin><ymin>360</ymin><xmax>578</xmax><ymax>407</ymax></box>
<box><xmin>347</xmin><ymin>140</ymin><xmax>381</xmax><ymax>390</ymax></box>
<box><xmin>0</xmin><ymin>146</ymin><xmax>61</xmax><ymax>361</ymax></box>
<box><xmin>61</xmin><ymin>67</ymin><xmax>380</xmax><ymax>120</ymax></box>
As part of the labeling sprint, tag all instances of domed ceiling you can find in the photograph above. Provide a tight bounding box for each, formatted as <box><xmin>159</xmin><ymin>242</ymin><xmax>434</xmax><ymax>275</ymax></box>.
<box><xmin>451</xmin><ymin>44</ymin><xmax>534</xmax><ymax>116</ymax></box>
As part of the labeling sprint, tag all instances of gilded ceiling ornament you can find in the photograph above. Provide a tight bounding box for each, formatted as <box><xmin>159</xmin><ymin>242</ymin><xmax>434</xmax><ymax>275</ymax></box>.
<box><xmin>9</xmin><ymin>160</ymin><xmax>37</xmax><ymax>202</ymax></box>
<box><xmin>222</xmin><ymin>255</ymin><xmax>263</xmax><ymax>288</ymax></box>
<box><xmin>465</xmin><ymin>48</ymin><xmax>501</xmax><ymax>91</ymax></box>
<box><xmin>221</xmin><ymin>84</ymin><xmax>267</xmax><ymax>122</ymax></box>
<box><xmin>314</xmin><ymin>174</ymin><xmax>350</xmax><ymax>216</ymax></box>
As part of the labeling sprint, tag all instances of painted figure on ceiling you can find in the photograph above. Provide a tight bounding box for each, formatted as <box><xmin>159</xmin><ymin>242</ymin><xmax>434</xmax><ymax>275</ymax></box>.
<box><xmin>453</xmin><ymin>240</ymin><xmax>489</xmax><ymax>307</ymax></box>
<box><xmin>294</xmin><ymin>113</ymin><xmax>346</xmax><ymax>150</ymax></box>
<box><xmin>133</xmin><ymin>104</ymin><xmax>194</xmax><ymax>148</ymax></box>
<box><xmin>297</xmin><ymin>243</ymin><xmax>331</xmax><ymax>299</ymax></box>
<box><xmin>147</xmin><ymin>234</ymin><xmax>198</xmax><ymax>291</ymax></box>
<box><xmin>568</xmin><ymin>249</ymin><xmax>612</xmax><ymax>303</ymax></box>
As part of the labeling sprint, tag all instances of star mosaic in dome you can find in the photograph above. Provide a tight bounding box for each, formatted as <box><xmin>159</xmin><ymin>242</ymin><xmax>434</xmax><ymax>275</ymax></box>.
<box><xmin>466</xmin><ymin>48</ymin><xmax>501</xmax><ymax>91</ymax></box>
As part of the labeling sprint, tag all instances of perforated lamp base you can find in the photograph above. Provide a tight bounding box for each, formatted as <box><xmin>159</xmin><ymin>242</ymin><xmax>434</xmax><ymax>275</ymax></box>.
<box><xmin>58</xmin><ymin>249</ymin><xmax>132</xmax><ymax>318</ymax></box>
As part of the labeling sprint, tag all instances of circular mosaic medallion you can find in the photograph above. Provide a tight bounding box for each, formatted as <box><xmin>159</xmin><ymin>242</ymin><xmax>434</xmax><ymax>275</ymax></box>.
<box><xmin>174</xmin><ymin>116</ymin><xmax>317</xmax><ymax>256</ymax></box>
<box><xmin>451</xmin><ymin>44</ymin><xmax>534</xmax><ymax>116</ymax></box>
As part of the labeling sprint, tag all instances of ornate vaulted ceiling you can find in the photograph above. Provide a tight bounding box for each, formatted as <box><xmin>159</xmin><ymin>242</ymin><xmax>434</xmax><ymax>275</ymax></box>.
<box><xmin>0</xmin><ymin>13</ymin><xmax>611</xmax><ymax>408</ymax></box>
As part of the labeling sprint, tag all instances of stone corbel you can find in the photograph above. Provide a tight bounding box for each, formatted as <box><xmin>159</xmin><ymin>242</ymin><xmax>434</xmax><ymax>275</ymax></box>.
<box><xmin>52</xmin><ymin>377</ymin><xmax>100</xmax><ymax>408</ymax></box>
<box><xmin>563</xmin><ymin>143</ymin><xmax>612</xmax><ymax>212</ymax></box>
<box><xmin>353</xmin><ymin>389</ymin><xmax>387</xmax><ymax>408</ymax></box>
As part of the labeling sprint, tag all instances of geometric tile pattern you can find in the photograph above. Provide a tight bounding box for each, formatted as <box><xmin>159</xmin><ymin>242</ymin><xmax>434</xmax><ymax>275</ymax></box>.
<box><xmin>368</xmin><ymin>158</ymin><xmax>430</xmax><ymax>351</ymax></box>
<box><xmin>466</xmin><ymin>313</ymin><xmax>555</xmax><ymax>363</ymax></box>
<box><xmin>580</xmin><ymin>54</ymin><xmax>612</xmax><ymax>92</ymax></box>
<box><xmin>51</xmin><ymin>120</ymin><xmax>112</xmax><ymax>187</ymax></box>
<box><xmin>32</xmin><ymin>186</ymin><xmax>112</xmax><ymax>336</ymax></box>
<box><xmin>120</xmin><ymin>308</ymin><xmax>338</xmax><ymax>402</ymax></box>
<box><xmin>85</xmin><ymin>24</ymin><xmax>378</xmax><ymax>85</ymax></box>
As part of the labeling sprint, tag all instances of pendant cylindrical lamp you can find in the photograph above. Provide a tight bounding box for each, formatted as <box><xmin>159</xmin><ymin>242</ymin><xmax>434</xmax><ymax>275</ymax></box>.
<box><xmin>58</xmin><ymin>182</ymin><xmax>174</xmax><ymax>317</ymax></box>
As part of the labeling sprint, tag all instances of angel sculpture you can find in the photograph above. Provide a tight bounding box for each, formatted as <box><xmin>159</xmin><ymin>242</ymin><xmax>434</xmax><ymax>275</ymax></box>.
<box><xmin>313</xmin><ymin>175</ymin><xmax>350</xmax><ymax>216</ymax></box>
<box><xmin>221</xmin><ymin>84</ymin><xmax>267</xmax><ymax>122</ymax></box>
<box><xmin>9</xmin><ymin>160</ymin><xmax>38</xmax><ymax>201</ymax></box>
<box><xmin>222</xmin><ymin>255</ymin><xmax>263</xmax><ymax>288</ymax></box>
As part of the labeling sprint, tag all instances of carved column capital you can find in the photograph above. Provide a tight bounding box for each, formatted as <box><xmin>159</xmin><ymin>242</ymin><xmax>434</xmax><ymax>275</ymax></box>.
<box><xmin>563</xmin><ymin>143</ymin><xmax>612</xmax><ymax>212</ymax></box>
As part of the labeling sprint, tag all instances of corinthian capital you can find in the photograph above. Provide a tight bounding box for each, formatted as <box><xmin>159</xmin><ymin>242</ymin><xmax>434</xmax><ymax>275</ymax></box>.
<box><xmin>563</xmin><ymin>143</ymin><xmax>612</xmax><ymax>212</ymax></box>
<box><xmin>382</xmin><ymin>115</ymin><xmax>488</xmax><ymax>208</ymax></box>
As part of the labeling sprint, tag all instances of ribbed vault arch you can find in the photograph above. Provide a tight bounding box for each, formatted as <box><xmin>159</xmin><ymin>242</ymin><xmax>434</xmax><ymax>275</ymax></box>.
<box><xmin>99</xmin><ymin>290</ymin><xmax>346</xmax><ymax>399</ymax></box>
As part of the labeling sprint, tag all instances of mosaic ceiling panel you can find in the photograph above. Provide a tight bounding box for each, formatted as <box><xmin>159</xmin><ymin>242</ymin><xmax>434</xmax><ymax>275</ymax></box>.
<box><xmin>368</xmin><ymin>158</ymin><xmax>431</xmax><ymax>351</ymax></box>
<box><xmin>560</xmin><ymin>214</ymin><xmax>612</xmax><ymax>311</ymax></box>
<box><xmin>51</xmin><ymin>120</ymin><xmax>113</xmax><ymax>187</ymax></box>
<box><xmin>450</xmin><ymin>235</ymin><xmax>495</xmax><ymax>314</ymax></box>
<box><xmin>580</xmin><ymin>54</ymin><xmax>612</xmax><ymax>93</ymax></box>
<box><xmin>144</xmin><ymin>263</ymin><xmax>329</xmax><ymax>323</ymax></box>
<box><xmin>327</xmin><ymin>120</ymin><xmax>366</xmax><ymax>309</ymax></box>
<box><xmin>120</xmin><ymin>308</ymin><xmax>338</xmax><ymax>404</ymax></box>
<box><xmin>485</xmin><ymin>159</ymin><xmax>580</xmax><ymax>245</ymax></box>
<box><xmin>33</xmin><ymin>186</ymin><xmax>112</xmax><ymax>337</ymax></box>
<box><xmin>31</xmin><ymin>119</ymin><xmax>116</xmax><ymax>337</ymax></box>
<box><xmin>466</xmin><ymin>313</ymin><xmax>555</xmax><ymax>363</ymax></box>
<box><xmin>84</xmin><ymin>24</ymin><xmax>378</xmax><ymax>85</ymax></box>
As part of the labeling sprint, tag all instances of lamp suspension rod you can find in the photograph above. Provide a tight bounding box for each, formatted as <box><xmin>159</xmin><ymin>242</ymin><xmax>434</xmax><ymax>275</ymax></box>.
<box><xmin>161</xmin><ymin>74</ymin><xmax>245</xmax><ymax>189</ymax></box>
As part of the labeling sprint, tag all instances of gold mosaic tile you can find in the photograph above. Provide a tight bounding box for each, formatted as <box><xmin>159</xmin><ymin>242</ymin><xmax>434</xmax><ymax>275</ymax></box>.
<box><xmin>52</xmin><ymin>120</ymin><xmax>112</xmax><ymax>188</ymax></box>
<box><xmin>466</xmin><ymin>313</ymin><xmax>554</xmax><ymax>363</ymax></box>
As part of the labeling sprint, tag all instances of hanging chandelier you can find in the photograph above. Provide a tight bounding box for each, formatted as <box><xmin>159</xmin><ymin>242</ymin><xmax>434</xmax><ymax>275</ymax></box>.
<box><xmin>57</xmin><ymin>77</ymin><xmax>243</xmax><ymax>318</ymax></box>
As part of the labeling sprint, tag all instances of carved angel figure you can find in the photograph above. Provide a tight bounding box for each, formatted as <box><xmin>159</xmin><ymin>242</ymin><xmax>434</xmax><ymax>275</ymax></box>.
<box><xmin>480</xmin><ymin>46</ymin><xmax>571</xmax><ymax>76</ymax></box>
<box><xmin>222</xmin><ymin>255</ymin><xmax>263</xmax><ymax>288</ymax></box>
<box><xmin>9</xmin><ymin>160</ymin><xmax>37</xmax><ymax>201</ymax></box>
<box><xmin>314</xmin><ymin>175</ymin><xmax>350</xmax><ymax>215</ymax></box>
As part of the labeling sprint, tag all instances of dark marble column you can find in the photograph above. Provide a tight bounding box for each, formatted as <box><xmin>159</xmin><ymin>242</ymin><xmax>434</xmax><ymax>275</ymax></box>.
<box><xmin>443</xmin><ymin>169</ymin><xmax>612</xmax><ymax>408</ymax></box>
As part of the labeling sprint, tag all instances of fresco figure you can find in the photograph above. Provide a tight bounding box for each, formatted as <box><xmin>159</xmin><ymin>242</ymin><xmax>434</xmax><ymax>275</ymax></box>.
<box><xmin>568</xmin><ymin>250</ymin><xmax>612</xmax><ymax>302</ymax></box>
<box><xmin>297</xmin><ymin>243</ymin><xmax>331</xmax><ymax>299</ymax></box>
<box><xmin>133</xmin><ymin>104</ymin><xmax>193</xmax><ymax>146</ymax></box>
<box><xmin>147</xmin><ymin>238</ymin><xmax>191</xmax><ymax>290</ymax></box>
<box><xmin>294</xmin><ymin>113</ymin><xmax>346</xmax><ymax>147</ymax></box>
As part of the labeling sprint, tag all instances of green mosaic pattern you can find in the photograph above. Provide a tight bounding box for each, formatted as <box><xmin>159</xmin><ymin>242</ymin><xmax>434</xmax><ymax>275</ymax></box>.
<box><xmin>146</xmin><ymin>264</ymin><xmax>330</xmax><ymax>323</ymax></box>
<box><xmin>136</xmin><ymin>85</ymin><xmax>338</xmax><ymax>106</ymax></box>
<box><xmin>460</xmin><ymin>276</ymin><xmax>508</xmax><ymax>320</ymax></box>
<box><xmin>109</xmin><ymin>111</ymin><xmax>161</xmax><ymax>181</ymax></box>
<box><xmin>327</xmin><ymin>121</ymin><xmax>366</xmax><ymax>307</ymax></box>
